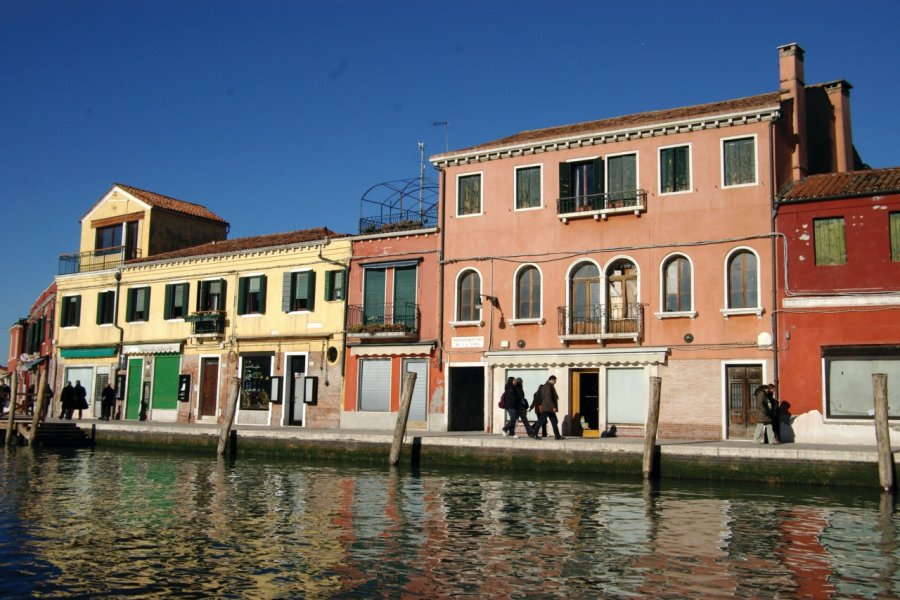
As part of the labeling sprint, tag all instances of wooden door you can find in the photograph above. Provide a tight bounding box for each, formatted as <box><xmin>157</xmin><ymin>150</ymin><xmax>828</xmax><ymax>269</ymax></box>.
<box><xmin>727</xmin><ymin>364</ymin><xmax>763</xmax><ymax>438</ymax></box>
<box><xmin>200</xmin><ymin>357</ymin><xmax>219</xmax><ymax>418</ymax></box>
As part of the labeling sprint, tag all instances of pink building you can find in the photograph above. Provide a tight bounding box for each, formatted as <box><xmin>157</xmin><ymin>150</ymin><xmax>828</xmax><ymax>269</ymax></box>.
<box><xmin>429</xmin><ymin>44</ymin><xmax>862</xmax><ymax>440</ymax></box>
<box><xmin>775</xmin><ymin>168</ymin><xmax>900</xmax><ymax>443</ymax></box>
<box><xmin>341</xmin><ymin>179</ymin><xmax>444</xmax><ymax>430</ymax></box>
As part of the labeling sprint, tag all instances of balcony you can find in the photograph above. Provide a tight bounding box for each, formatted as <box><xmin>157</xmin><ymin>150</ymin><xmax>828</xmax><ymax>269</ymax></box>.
<box><xmin>347</xmin><ymin>302</ymin><xmax>420</xmax><ymax>340</ymax></box>
<box><xmin>58</xmin><ymin>246</ymin><xmax>141</xmax><ymax>275</ymax></box>
<box><xmin>557</xmin><ymin>303</ymin><xmax>644</xmax><ymax>343</ymax></box>
<box><xmin>186</xmin><ymin>311</ymin><xmax>226</xmax><ymax>338</ymax></box>
<box><xmin>556</xmin><ymin>190</ymin><xmax>647</xmax><ymax>223</ymax></box>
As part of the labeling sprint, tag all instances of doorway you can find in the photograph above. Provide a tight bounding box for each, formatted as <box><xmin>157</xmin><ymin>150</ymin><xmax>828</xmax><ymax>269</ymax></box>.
<box><xmin>570</xmin><ymin>370</ymin><xmax>600</xmax><ymax>434</ymax></box>
<box><xmin>448</xmin><ymin>366</ymin><xmax>484</xmax><ymax>431</ymax></box>
<box><xmin>606</xmin><ymin>259</ymin><xmax>638</xmax><ymax>334</ymax></box>
<box><xmin>199</xmin><ymin>357</ymin><xmax>219</xmax><ymax>419</ymax></box>
<box><xmin>287</xmin><ymin>355</ymin><xmax>306</xmax><ymax>426</ymax></box>
<box><xmin>726</xmin><ymin>364</ymin><xmax>763</xmax><ymax>438</ymax></box>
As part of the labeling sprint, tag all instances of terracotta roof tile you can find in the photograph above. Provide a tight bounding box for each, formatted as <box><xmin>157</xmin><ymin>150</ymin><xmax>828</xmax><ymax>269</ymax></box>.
<box><xmin>778</xmin><ymin>167</ymin><xmax>900</xmax><ymax>202</ymax></box>
<box><xmin>114</xmin><ymin>183</ymin><xmax>229</xmax><ymax>224</ymax></box>
<box><xmin>431</xmin><ymin>92</ymin><xmax>782</xmax><ymax>160</ymax></box>
<box><xmin>128</xmin><ymin>227</ymin><xmax>346</xmax><ymax>263</ymax></box>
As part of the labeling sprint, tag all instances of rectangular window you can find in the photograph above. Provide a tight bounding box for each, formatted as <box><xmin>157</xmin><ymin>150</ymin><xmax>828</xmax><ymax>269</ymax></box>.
<box><xmin>891</xmin><ymin>212</ymin><xmax>900</xmax><ymax>262</ymax></box>
<box><xmin>61</xmin><ymin>296</ymin><xmax>81</xmax><ymax>327</ymax></box>
<box><xmin>457</xmin><ymin>173</ymin><xmax>482</xmax><ymax>216</ymax></box>
<box><xmin>198</xmin><ymin>279</ymin><xmax>227</xmax><ymax>311</ymax></box>
<box><xmin>515</xmin><ymin>165</ymin><xmax>541</xmax><ymax>209</ymax></box>
<box><xmin>96</xmin><ymin>291</ymin><xmax>116</xmax><ymax>325</ymax></box>
<box><xmin>607</xmin><ymin>153</ymin><xmax>637</xmax><ymax>204</ymax></box>
<box><xmin>238</xmin><ymin>275</ymin><xmax>267</xmax><ymax>315</ymax></box>
<box><xmin>559</xmin><ymin>159</ymin><xmax>603</xmax><ymax>212</ymax></box>
<box><xmin>283</xmin><ymin>271</ymin><xmax>316</xmax><ymax>312</ymax></box>
<box><xmin>825</xmin><ymin>347</ymin><xmax>900</xmax><ymax>418</ymax></box>
<box><xmin>722</xmin><ymin>136</ymin><xmax>756</xmax><ymax>186</ymax></box>
<box><xmin>164</xmin><ymin>283</ymin><xmax>189</xmax><ymax>320</ymax></box>
<box><xmin>325</xmin><ymin>269</ymin><xmax>345</xmax><ymax>301</ymax></box>
<box><xmin>359</xmin><ymin>358</ymin><xmax>391</xmax><ymax>412</ymax></box>
<box><xmin>126</xmin><ymin>287</ymin><xmax>150</xmax><ymax>322</ymax></box>
<box><xmin>659</xmin><ymin>145</ymin><xmax>690</xmax><ymax>194</ymax></box>
<box><xmin>814</xmin><ymin>217</ymin><xmax>847</xmax><ymax>266</ymax></box>
<box><xmin>95</xmin><ymin>224</ymin><xmax>122</xmax><ymax>253</ymax></box>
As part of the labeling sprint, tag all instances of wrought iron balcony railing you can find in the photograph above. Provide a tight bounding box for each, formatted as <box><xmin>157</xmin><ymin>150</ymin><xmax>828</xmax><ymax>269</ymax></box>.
<box><xmin>185</xmin><ymin>311</ymin><xmax>226</xmax><ymax>337</ymax></box>
<box><xmin>557</xmin><ymin>189</ymin><xmax>647</xmax><ymax>216</ymax></box>
<box><xmin>347</xmin><ymin>302</ymin><xmax>420</xmax><ymax>336</ymax></box>
<box><xmin>58</xmin><ymin>246</ymin><xmax>141</xmax><ymax>275</ymax></box>
<box><xmin>557</xmin><ymin>303</ymin><xmax>643</xmax><ymax>338</ymax></box>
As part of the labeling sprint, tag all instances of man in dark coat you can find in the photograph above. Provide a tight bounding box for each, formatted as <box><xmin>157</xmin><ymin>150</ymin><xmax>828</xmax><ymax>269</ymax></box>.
<box><xmin>60</xmin><ymin>382</ymin><xmax>75</xmax><ymax>419</ymax></box>
<box><xmin>100</xmin><ymin>383</ymin><xmax>116</xmax><ymax>421</ymax></box>
<box><xmin>73</xmin><ymin>380</ymin><xmax>88</xmax><ymax>419</ymax></box>
<box><xmin>531</xmin><ymin>375</ymin><xmax>564</xmax><ymax>440</ymax></box>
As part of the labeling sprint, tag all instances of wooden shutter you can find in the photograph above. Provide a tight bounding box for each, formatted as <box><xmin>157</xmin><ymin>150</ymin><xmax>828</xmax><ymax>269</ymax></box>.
<box><xmin>126</xmin><ymin>289</ymin><xmax>135</xmax><ymax>321</ymax></box>
<box><xmin>97</xmin><ymin>292</ymin><xmax>105</xmax><ymax>324</ymax></box>
<box><xmin>164</xmin><ymin>284</ymin><xmax>173</xmax><ymax>319</ymax></box>
<box><xmin>364</xmin><ymin>268</ymin><xmax>386</xmax><ymax>323</ymax></box>
<box><xmin>660</xmin><ymin>148</ymin><xmax>674</xmax><ymax>193</ymax></box>
<box><xmin>814</xmin><ymin>218</ymin><xmax>846</xmax><ymax>265</ymax></box>
<box><xmin>892</xmin><ymin>213</ymin><xmax>900</xmax><ymax>262</ymax></box>
<box><xmin>593</xmin><ymin>158</ymin><xmax>604</xmax><ymax>195</ymax></box>
<box><xmin>237</xmin><ymin>277</ymin><xmax>247</xmax><ymax>315</ymax></box>
<box><xmin>559</xmin><ymin>162</ymin><xmax>571</xmax><ymax>199</ymax></box>
<box><xmin>282</xmin><ymin>272</ymin><xmax>293</xmax><ymax>312</ymax></box>
<box><xmin>304</xmin><ymin>271</ymin><xmax>315</xmax><ymax>311</ymax></box>
<box><xmin>674</xmin><ymin>145</ymin><xmax>689</xmax><ymax>191</ymax></box>
<box><xmin>393</xmin><ymin>266</ymin><xmax>417</xmax><ymax>327</ymax></box>
<box><xmin>258</xmin><ymin>275</ymin><xmax>267</xmax><ymax>314</ymax></box>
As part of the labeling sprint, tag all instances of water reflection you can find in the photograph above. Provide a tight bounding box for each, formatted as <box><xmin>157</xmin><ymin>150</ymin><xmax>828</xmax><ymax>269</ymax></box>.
<box><xmin>1</xmin><ymin>447</ymin><xmax>899</xmax><ymax>598</ymax></box>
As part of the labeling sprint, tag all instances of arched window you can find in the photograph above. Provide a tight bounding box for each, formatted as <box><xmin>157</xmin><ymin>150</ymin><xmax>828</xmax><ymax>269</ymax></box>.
<box><xmin>516</xmin><ymin>266</ymin><xmax>541</xmax><ymax>319</ymax></box>
<box><xmin>457</xmin><ymin>270</ymin><xmax>481</xmax><ymax>321</ymax></box>
<box><xmin>727</xmin><ymin>250</ymin><xmax>758</xmax><ymax>308</ymax></box>
<box><xmin>663</xmin><ymin>255</ymin><xmax>692</xmax><ymax>312</ymax></box>
<box><xmin>569</xmin><ymin>262</ymin><xmax>601</xmax><ymax>334</ymax></box>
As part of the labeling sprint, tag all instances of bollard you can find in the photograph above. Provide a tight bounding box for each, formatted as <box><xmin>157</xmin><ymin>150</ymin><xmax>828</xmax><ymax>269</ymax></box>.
<box><xmin>873</xmin><ymin>373</ymin><xmax>894</xmax><ymax>492</ymax></box>
<box><xmin>642</xmin><ymin>376</ymin><xmax>662</xmax><ymax>480</ymax></box>
<box><xmin>28</xmin><ymin>370</ymin><xmax>49</xmax><ymax>446</ymax></box>
<box><xmin>217</xmin><ymin>377</ymin><xmax>241</xmax><ymax>457</ymax></box>
<box><xmin>389</xmin><ymin>372</ymin><xmax>417</xmax><ymax>466</ymax></box>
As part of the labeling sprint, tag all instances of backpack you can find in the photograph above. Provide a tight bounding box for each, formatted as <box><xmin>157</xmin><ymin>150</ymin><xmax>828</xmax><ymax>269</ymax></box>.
<box><xmin>530</xmin><ymin>385</ymin><xmax>543</xmax><ymax>411</ymax></box>
<box><xmin>498</xmin><ymin>392</ymin><xmax>507</xmax><ymax>409</ymax></box>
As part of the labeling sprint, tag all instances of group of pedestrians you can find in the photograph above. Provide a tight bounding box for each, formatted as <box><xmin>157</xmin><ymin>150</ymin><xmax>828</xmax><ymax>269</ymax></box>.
<box><xmin>58</xmin><ymin>380</ymin><xmax>89</xmax><ymax>420</ymax></box>
<box><xmin>501</xmin><ymin>375</ymin><xmax>565</xmax><ymax>440</ymax></box>
<box><xmin>753</xmin><ymin>383</ymin><xmax>781</xmax><ymax>444</ymax></box>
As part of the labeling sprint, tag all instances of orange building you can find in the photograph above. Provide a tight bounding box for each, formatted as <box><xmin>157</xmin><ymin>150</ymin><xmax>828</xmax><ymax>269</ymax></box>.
<box><xmin>430</xmin><ymin>44</ymin><xmax>863</xmax><ymax>439</ymax></box>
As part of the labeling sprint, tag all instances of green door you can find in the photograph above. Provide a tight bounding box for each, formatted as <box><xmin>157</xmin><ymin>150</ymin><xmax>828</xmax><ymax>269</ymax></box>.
<box><xmin>152</xmin><ymin>354</ymin><xmax>180</xmax><ymax>410</ymax></box>
<box><xmin>126</xmin><ymin>358</ymin><xmax>143</xmax><ymax>420</ymax></box>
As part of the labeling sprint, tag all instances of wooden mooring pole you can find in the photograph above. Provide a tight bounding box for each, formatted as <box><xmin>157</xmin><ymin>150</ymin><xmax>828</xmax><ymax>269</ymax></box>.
<box><xmin>642</xmin><ymin>376</ymin><xmax>662</xmax><ymax>480</ymax></box>
<box><xmin>389</xmin><ymin>372</ymin><xmax>417</xmax><ymax>467</ymax></box>
<box><xmin>217</xmin><ymin>377</ymin><xmax>241</xmax><ymax>457</ymax></box>
<box><xmin>873</xmin><ymin>373</ymin><xmax>894</xmax><ymax>492</ymax></box>
<box><xmin>28</xmin><ymin>369</ymin><xmax>49</xmax><ymax>447</ymax></box>
<box><xmin>5</xmin><ymin>371</ymin><xmax>18</xmax><ymax>447</ymax></box>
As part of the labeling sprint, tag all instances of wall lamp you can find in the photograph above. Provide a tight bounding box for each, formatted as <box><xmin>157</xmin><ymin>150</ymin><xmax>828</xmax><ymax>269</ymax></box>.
<box><xmin>477</xmin><ymin>294</ymin><xmax>500</xmax><ymax>309</ymax></box>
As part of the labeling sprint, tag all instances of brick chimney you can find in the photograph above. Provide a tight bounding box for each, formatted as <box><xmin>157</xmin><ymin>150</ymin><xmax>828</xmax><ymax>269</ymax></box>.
<box><xmin>824</xmin><ymin>80</ymin><xmax>854</xmax><ymax>172</ymax></box>
<box><xmin>779</xmin><ymin>43</ymin><xmax>808</xmax><ymax>181</ymax></box>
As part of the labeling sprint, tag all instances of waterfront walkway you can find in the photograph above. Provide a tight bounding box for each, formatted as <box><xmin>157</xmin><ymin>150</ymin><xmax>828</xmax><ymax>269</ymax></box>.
<box><xmin>63</xmin><ymin>417</ymin><xmax>896</xmax><ymax>476</ymax></box>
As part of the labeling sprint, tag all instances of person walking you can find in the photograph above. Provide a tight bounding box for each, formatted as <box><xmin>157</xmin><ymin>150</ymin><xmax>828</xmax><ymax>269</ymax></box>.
<box><xmin>501</xmin><ymin>377</ymin><xmax>518</xmax><ymax>437</ymax></box>
<box><xmin>766</xmin><ymin>384</ymin><xmax>781</xmax><ymax>444</ymax></box>
<box><xmin>100</xmin><ymin>382</ymin><xmax>116</xmax><ymax>421</ymax></box>
<box><xmin>752</xmin><ymin>384</ymin><xmax>774</xmax><ymax>444</ymax></box>
<box><xmin>529</xmin><ymin>384</ymin><xmax>547</xmax><ymax>437</ymax></box>
<box><xmin>73</xmin><ymin>380</ymin><xmax>89</xmax><ymax>419</ymax></box>
<box><xmin>531</xmin><ymin>375</ymin><xmax>564</xmax><ymax>440</ymax></box>
<box><xmin>60</xmin><ymin>381</ymin><xmax>75</xmax><ymax>419</ymax></box>
<box><xmin>503</xmin><ymin>378</ymin><xmax>538</xmax><ymax>439</ymax></box>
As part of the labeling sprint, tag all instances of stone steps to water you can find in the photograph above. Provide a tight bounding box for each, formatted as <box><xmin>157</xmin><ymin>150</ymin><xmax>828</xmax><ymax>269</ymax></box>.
<box><xmin>30</xmin><ymin>422</ymin><xmax>94</xmax><ymax>448</ymax></box>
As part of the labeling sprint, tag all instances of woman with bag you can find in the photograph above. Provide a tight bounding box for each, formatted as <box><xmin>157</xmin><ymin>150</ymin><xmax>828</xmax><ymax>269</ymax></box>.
<box><xmin>501</xmin><ymin>377</ymin><xmax>519</xmax><ymax>437</ymax></box>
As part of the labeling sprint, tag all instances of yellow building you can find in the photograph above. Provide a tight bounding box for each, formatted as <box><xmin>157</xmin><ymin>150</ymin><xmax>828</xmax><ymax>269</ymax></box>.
<box><xmin>55</xmin><ymin>183</ymin><xmax>229</xmax><ymax>419</ymax></box>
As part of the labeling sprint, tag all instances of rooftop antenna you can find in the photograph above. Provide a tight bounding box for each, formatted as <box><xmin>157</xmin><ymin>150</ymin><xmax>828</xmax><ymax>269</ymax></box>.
<box><xmin>418</xmin><ymin>141</ymin><xmax>425</xmax><ymax>218</ymax></box>
<box><xmin>433</xmin><ymin>121</ymin><xmax>449</xmax><ymax>153</ymax></box>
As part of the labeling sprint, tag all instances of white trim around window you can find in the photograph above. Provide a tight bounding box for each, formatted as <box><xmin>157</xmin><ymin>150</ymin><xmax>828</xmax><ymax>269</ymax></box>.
<box><xmin>510</xmin><ymin>263</ymin><xmax>544</xmax><ymax>323</ymax></box>
<box><xmin>455</xmin><ymin>171</ymin><xmax>484</xmax><ymax>218</ymax></box>
<box><xmin>604</xmin><ymin>150</ymin><xmax>640</xmax><ymax>196</ymax></box>
<box><xmin>721</xmin><ymin>246</ymin><xmax>764</xmax><ymax>318</ymax></box>
<box><xmin>720</xmin><ymin>133</ymin><xmax>758</xmax><ymax>188</ymax></box>
<box><xmin>451</xmin><ymin>267</ymin><xmax>484</xmax><ymax>326</ymax></box>
<box><xmin>513</xmin><ymin>163</ymin><xmax>543</xmax><ymax>212</ymax></box>
<box><xmin>657</xmin><ymin>142</ymin><xmax>693</xmax><ymax>196</ymax></box>
<box><xmin>655</xmin><ymin>252</ymin><xmax>697</xmax><ymax>319</ymax></box>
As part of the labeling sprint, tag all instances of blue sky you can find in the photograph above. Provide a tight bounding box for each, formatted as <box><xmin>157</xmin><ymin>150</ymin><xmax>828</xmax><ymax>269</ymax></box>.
<box><xmin>2</xmin><ymin>0</ymin><xmax>899</xmax><ymax>362</ymax></box>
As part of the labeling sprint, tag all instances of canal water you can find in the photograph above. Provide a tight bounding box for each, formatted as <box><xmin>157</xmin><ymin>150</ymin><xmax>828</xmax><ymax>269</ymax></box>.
<box><xmin>1</xmin><ymin>447</ymin><xmax>898</xmax><ymax>599</ymax></box>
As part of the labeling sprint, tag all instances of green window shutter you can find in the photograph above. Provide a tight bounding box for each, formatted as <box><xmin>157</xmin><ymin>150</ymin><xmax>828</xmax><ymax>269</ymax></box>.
<box><xmin>97</xmin><ymin>292</ymin><xmax>104</xmax><ymax>325</ymax></box>
<box><xmin>394</xmin><ymin>266</ymin><xmax>417</xmax><ymax>328</ymax></box>
<box><xmin>258</xmin><ymin>275</ymin><xmax>267</xmax><ymax>314</ymax></box>
<box><xmin>196</xmin><ymin>281</ymin><xmax>203</xmax><ymax>311</ymax></box>
<box><xmin>559</xmin><ymin>163</ymin><xmax>571</xmax><ymax>199</ymax></box>
<box><xmin>675</xmin><ymin>145</ymin><xmax>689</xmax><ymax>191</ymax></box>
<box><xmin>660</xmin><ymin>148</ymin><xmax>674</xmax><ymax>193</ymax></box>
<box><xmin>890</xmin><ymin>213</ymin><xmax>900</xmax><ymax>262</ymax></box>
<box><xmin>238</xmin><ymin>277</ymin><xmax>247</xmax><ymax>315</ymax></box>
<box><xmin>74</xmin><ymin>296</ymin><xmax>81</xmax><ymax>326</ymax></box>
<box><xmin>593</xmin><ymin>158</ymin><xmax>604</xmax><ymax>194</ymax></box>
<box><xmin>305</xmin><ymin>271</ymin><xmax>315</xmax><ymax>311</ymax></box>
<box><xmin>126</xmin><ymin>289</ymin><xmax>135</xmax><ymax>321</ymax></box>
<box><xmin>324</xmin><ymin>270</ymin><xmax>333</xmax><ymax>300</ymax></box>
<box><xmin>282</xmin><ymin>272</ymin><xmax>293</xmax><ymax>312</ymax></box>
<box><xmin>218</xmin><ymin>280</ymin><xmax>227</xmax><ymax>310</ymax></box>
<box><xmin>364</xmin><ymin>268</ymin><xmax>386</xmax><ymax>323</ymax></box>
<box><xmin>814</xmin><ymin>218</ymin><xmax>847</xmax><ymax>265</ymax></box>
<box><xmin>164</xmin><ymin>284</ymin><xmax>173</xmax><ymax>319</ymax></box>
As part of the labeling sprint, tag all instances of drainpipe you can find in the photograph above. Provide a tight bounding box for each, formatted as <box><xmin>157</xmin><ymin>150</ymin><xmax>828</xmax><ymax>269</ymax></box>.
<box><xmin>769</xmin><ymin>120</ymin><xmax>780</xmax><ymax>390</ymax></box>
<box><xmin>437</xmin><ymin>167</ymin><xmax>446</xmax><ymax>366</ymax></box>
<box><xmin>318</xmin><ymin>241</ymin><xmax>350</xmax><ymax>383</ymax></box>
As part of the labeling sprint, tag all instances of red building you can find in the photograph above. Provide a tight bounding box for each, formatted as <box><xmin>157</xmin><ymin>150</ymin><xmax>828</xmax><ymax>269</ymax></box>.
<box><xmin>7</xmin><ymin>281</ymin><xmax>57</xmax><ymax>414</ymax></box>
<box><xmin>775</xmin><ymin>168</ymin><xmax>900</xmax><ymax>442</ymax></box>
